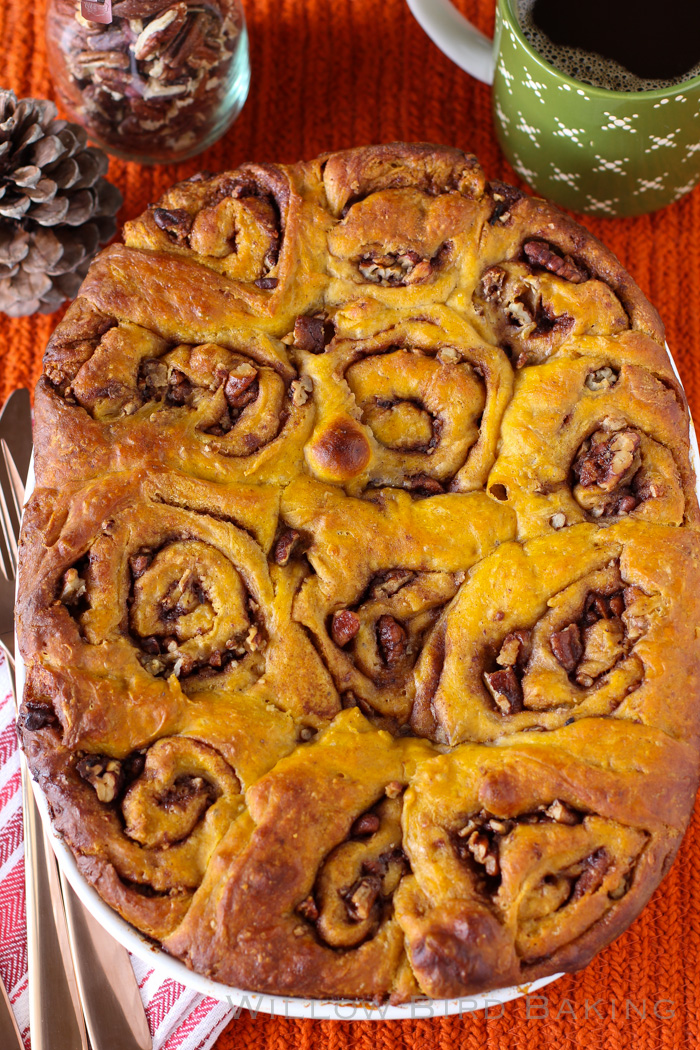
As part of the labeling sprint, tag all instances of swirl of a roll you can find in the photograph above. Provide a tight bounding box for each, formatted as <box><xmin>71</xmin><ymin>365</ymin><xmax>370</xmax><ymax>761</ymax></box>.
<box><xmin>486</xmin><ymin>334</ymin><xmax>697</xmax><ymax>539</ymax></box>
<box><xmin>395</xmin><ymin>718</ymin><xmax>686</xmax><ymax>997</ymax></box>
<box><xmin>16</xmin><ymin>470</ymin><xmax>286</xmax><ymax>755</ymax></box>
<box><xmin>323</xmin><ymin>143</ymin><xmax>489</xmax><ymax>308</ymax></box>
<box><xmin>411</xmin><ymin>521</ymin><xmax>700</xmax><ymax>745</ymax></box>
<box><xmin>297</xmin><ymin>308</ymin><xmax>512</xmax><ymax>496</ymax></box>
<box><xmin>467</xmin><ymin>186</ymin><xmax>665</xmax><ymax>358</ymax></box>
<box><xmin>21</xmin><ymin>729</ymin><xmax>242</xmax><ymax>940</ymax></box>
<box><xmin>121</xmin><ymin>162</ymin><xmax>331</xmax><ymax>325</ymax></box>
<box><xmin>35</xmin><ymin>297</ymin><xmax>314</xmax><ymax>487</ymax></box>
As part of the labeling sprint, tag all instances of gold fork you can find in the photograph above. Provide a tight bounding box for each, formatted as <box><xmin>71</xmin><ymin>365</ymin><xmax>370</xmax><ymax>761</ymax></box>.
<box><xmin>0</xmin><ymin>401</ymin><xmax>152</xmax><ymax>1050</ymax></box>
<box><xmin>0</xmin><ymin>432</ymin><xmax>89</xmax><ymax>1050</ymax></box>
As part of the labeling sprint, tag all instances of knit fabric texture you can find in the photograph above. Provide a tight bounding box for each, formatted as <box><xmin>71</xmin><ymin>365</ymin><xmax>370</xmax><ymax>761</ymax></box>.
<box><xmin>1</xmin><ymin>0</ymin><xmax>699</xmax><ymax>1046</ymax></box>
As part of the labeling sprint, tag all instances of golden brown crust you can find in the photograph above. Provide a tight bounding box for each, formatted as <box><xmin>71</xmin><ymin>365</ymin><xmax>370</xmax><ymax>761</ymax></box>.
<box><xmin>18</xmin><ymin>142</ymin><xmax>700</xmax><ymax>1003</ymax></box>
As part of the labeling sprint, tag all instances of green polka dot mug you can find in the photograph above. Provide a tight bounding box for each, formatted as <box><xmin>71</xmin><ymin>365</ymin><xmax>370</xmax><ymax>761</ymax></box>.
<box><xmin>407</xmin><ymin>0</ymin><xmax>700</xmax><ymax>216</ymax></box>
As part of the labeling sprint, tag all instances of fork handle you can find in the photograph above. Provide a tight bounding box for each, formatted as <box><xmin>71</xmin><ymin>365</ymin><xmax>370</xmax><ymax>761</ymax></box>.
<box><xmin>23</xmin><ymin>765</ymin><xmax>89</xmax><ymax>1050</ymax></box>
<box><xmin>0</xmin><ymin>968</ymin><xmax>23</xmax><ymax>1050</ymax></box>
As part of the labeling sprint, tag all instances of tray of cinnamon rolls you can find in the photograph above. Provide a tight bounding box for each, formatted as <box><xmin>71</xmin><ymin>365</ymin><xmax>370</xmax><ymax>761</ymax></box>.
<box><xmin>16</xmin><ymin>142</ymin><xmax>700</xmax><ymax>1013</ymax></box>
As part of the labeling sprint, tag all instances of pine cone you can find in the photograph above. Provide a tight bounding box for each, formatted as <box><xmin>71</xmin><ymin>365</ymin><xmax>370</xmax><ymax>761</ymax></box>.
<box><xmin>0</xmin><ymin>89</ymin><xmax>122</xmax><ymax>317</ymax></box>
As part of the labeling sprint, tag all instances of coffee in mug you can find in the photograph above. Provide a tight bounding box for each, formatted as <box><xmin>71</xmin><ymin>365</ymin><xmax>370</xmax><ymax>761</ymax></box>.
<box><xmin>517</xmin><ymin>0</ymin><xmax>700</xmax><ymax>92</ymax></box>
<box><xmin>407</xmin><ymin>0</ymin><xmax>700</xmax><ymax>215</ymax></box>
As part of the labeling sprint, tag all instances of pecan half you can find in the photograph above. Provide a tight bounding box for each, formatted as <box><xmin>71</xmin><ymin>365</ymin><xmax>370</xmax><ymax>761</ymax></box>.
<box><xmin>523</xmin><ymin>240</ymin><xmax>588</xmax><ymax>284</ymax></box>
<box><xmin>483</xmin><ymin>667</ymin><xmax>523</xmax><ymax>715</ymax></box>
<box><xmin>22</xmin><ymin>702</ymin><xmax>59</xmax><ymax>732</ymax></box>
<box><xmin>152</xmin><ymin>207</ymin><xmax>192</xmax><ymax>245</ymax></box>
<box><xmin>377</xmin><ymin>615</ymin><xmax>407</xmax><ymax>666</ymax></box>
<box><xmin>223</xmin><ymin>365</ymin><xmax>258</xmax><ymax>409</ymax></box>
<box><xmin>293</xmin><ymin>314</ymin><xmax>331</xmax><ymax>354</ymax></box>
<box><xmin>570</xmin><ymin>847</ymin><xmax>611</xmax><ymax>901</ymax></box>
<box><xmin>133</xmin><ymin>3</ymin><xmax>189</xmax><ymax>61</ymax></box>
<box><xmin>351</xmin><ymin>813</ymin><xmax>381</xmax><ymax>837</ymax></box>
<box><xmin>331</xmin><ymin>609</ymin><xmax>361</xmax><ymax>647</ymax></box>
<box><xmin>273</xmin><ymin>528</ymin><xmax>301</xmax><ymax>566</ymax></box>
<box><xmin>76</xmin><ymin>754</ymin><xmax>124</xmax><ymax>804</ymax></box>
<box><xmin>550</xmin><ymin>623</ymin><xmax>583</xmax><ymax>673</ymax></box>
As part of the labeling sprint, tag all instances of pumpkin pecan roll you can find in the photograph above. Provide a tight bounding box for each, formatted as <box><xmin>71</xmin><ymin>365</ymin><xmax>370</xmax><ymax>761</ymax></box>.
<box><xmin>465</xmin><ymin>183</ymin><xmax>664</xmax><ymax>364</ymax></box>
<box><xmin>323</xmin><ymin>142</ymin><xmax>490</xmax><ymax>311</ymax></box>
<box><xmin>17</xmin><ymin>470</ymin><xmax>338</xmax><ymax>757</ymax></box>
<box><xmin>122</xmin><ymin>161</ymin><xmax>331</xmax><ymax>330</ymax></box>
<box><xmin>486</xmin><ymin>331</ymin><xmax>698</xmax><ymax>539</ymax></box>
<box><xmin>396</xmin><ymin>718</ymin><xmax>696</xmax><ymax>998</ymax></box>
<box><xmin>282</xmin><ymin>475</ymin><xmax>514</xmax><ymax>725</ymax></box>
<box><xmin>412</xmin><ymin>522</ymin><xmax>700</xmax><ymax>745</ymax></box>
<box><xmin>296</xmin><ymin>305</ymin><xmax>512</xmax><ymax>496</ymax></box>
<box><xmin>164</xmin><ymin>709</ymin><xmax>432</xmax><ymax>1000</ymax></box>
<box><xmin>34</xmin><ymin>296</ymin><xmax>314</xmax><ymax>487</ymax></box>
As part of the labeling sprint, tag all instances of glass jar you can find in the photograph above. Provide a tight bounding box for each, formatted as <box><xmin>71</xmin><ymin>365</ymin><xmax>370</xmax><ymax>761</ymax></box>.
<box><xmin>46</xmin><ymin>0</ymin><xmax>250</xmax><ymax>164</ymax></box>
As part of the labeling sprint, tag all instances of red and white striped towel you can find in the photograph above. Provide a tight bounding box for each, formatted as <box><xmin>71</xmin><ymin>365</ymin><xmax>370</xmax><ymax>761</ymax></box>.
<box><xmin>0</xmin><ymin>652</ymin><xmax>234</xmax><ymax>1050</ymax></box>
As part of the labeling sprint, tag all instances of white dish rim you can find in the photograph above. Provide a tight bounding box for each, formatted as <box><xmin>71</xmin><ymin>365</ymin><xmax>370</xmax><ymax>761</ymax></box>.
<box><xmin>16</xmin><ymin>341</ymin><xmax>698</xmax><ymax>1020</ymax></box>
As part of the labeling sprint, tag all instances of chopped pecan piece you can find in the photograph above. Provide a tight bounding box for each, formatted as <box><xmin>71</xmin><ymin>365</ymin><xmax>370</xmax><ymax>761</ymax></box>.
<box><xmin>377</xmin><ymin>615</ymin><xmax>407</xmax><ymax>666</ymax></box>
<box><xmin>575</xmin><ymin>617</ymin><xmax>625</xmax><ymax>685</ymax></box>
<box><xmin>290</xmin><ymin>375</ymin><xmax>313</xmax><ymax>407</ymax></box>
<box><xmin>545</xmin><ymin>800</ymin><xmax>579</xmax><ymax>825</ymax></box>
<box><xmin>273</xmin><ymin>528</ymin><xmax>301</xmax><ymax>566</ymax></box>
<box><xmin>346</xmin><ymin>875</ymin><xmax>381</xmax><ymax>921</ymax></box>
<box><xmin>466</xmin><ymin>831</ymin><xmax>500</xmax><ymax>877</ymax></box>
<box><xmin>129</xmin><ymin>551</ymin><xmax>153</xmax><ymax>578</ymax></box>
<box><xmin>152</xmin><ymin>207</ymin><xmax>192</xmax><ymax>245</ymax></box>
<box><xmin>167</xmin><ymin>369</ymin><xmax>193</xmax><ymax>405</ymax></box>
<box><xmin>351</xmin><ymin>813</ymin><xmax>381</xmax><ymax>837</ymax></box>
<box><xmin>297</xmin><ymin>895</ymin><xmax>319</xmax><ymax>922</ymax></box>
<box><xmin>550</xmin><ymin>623</ymin><xmax>583</xmax><ymax>673</ymax></box>
<box><xmin>139</xmin><ymin>358</ymin><xmax>168</xmax><ymax>401</ymax></box>
<box><xmin>571</xmin><ymin>848</ymin><xmax>611</xmax><ymax>901</ymax></box>
<box><xmin>483</xmin><ymin>667</ymin><xmax>524</xmax><ymax>715</ymax></box>
<box><xmin>76</xmin><ymin>754</ymin><xmax>124</xmax><ymax>804</ymax></box>
<box><xmin>369</xmin><ymin>570</ymin><xmax>414</xmax><ymax>600</ymax></box>
<box><xmin>22</xmin><ymin>702</ymin><xmax>59</xmax><ymax>732</ymax></box>
<box><xmin>585</xmin><ymin>367</ymin><xmax>618</xmax><ymax>392</ymax></box>
<box><xmin>496</xmin><ymin>629</ymin><xmax>532</xmax><ymax>673</ymax></box>
<box><xmin>331</xmin><ymin>609</ymin><xmax>361</xmax><ymax>647</ymax></box>
<box><xmin>60</xmin><ymin>567</ymin><xmax>86</xmax><ymax>605</ymax></box>
<box><xmin>488</xmin><ymin>182</ymin><xmax>524</xmax><ymax>224</ymax></box>
<box><xmin>405</xmin><ymin>473</ymin><xmax>445</xmax><ymax>496</ymax></box>
<box><xmin>574</xmin><ymin>428</ymin><xmax>641</xmax><ymax>493</ymax></box>
<box><xmin>223</xmin><ymin>366</ymin><xmax>258</xmax><ymax>409</ymax></box>
<box><xmin>523</xmin><ymin>240</ymin><xmax>588</xmax><ymax>284</ymax></box>
<box><xmin>293</xmin><ymin>314</ymin><xmax>328</xmax><ymax>354</ymax></box>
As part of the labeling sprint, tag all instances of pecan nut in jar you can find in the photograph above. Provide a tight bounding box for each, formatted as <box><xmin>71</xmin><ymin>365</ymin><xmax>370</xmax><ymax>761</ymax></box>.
<box><xmin>46</xmin><ymin>0</ymin><xmax>250</xmax><ymax>163</ymax></box>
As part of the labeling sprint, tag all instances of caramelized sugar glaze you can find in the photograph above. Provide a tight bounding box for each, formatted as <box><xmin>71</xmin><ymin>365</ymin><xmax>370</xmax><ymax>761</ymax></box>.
<box><xmin>17</xmin><ymin>144</ymin><xmax>700</xmax><ymax>1002</ymax></box>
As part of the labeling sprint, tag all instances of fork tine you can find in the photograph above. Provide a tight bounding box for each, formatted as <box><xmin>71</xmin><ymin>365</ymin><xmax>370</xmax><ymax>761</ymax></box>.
<box><xmin>0</xmin><ymin>441</ymin><xmax>22</xmax><ymax>577</ymax></box>
<box><xmin>0</xmin><ymin>452</ymin><xmax>18</xmax><ymax>581</ymax></box>
<box><xmin>1</xmin><ymin>440</ymin><xmax>24</xmax><ymax>518</ymax></box>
